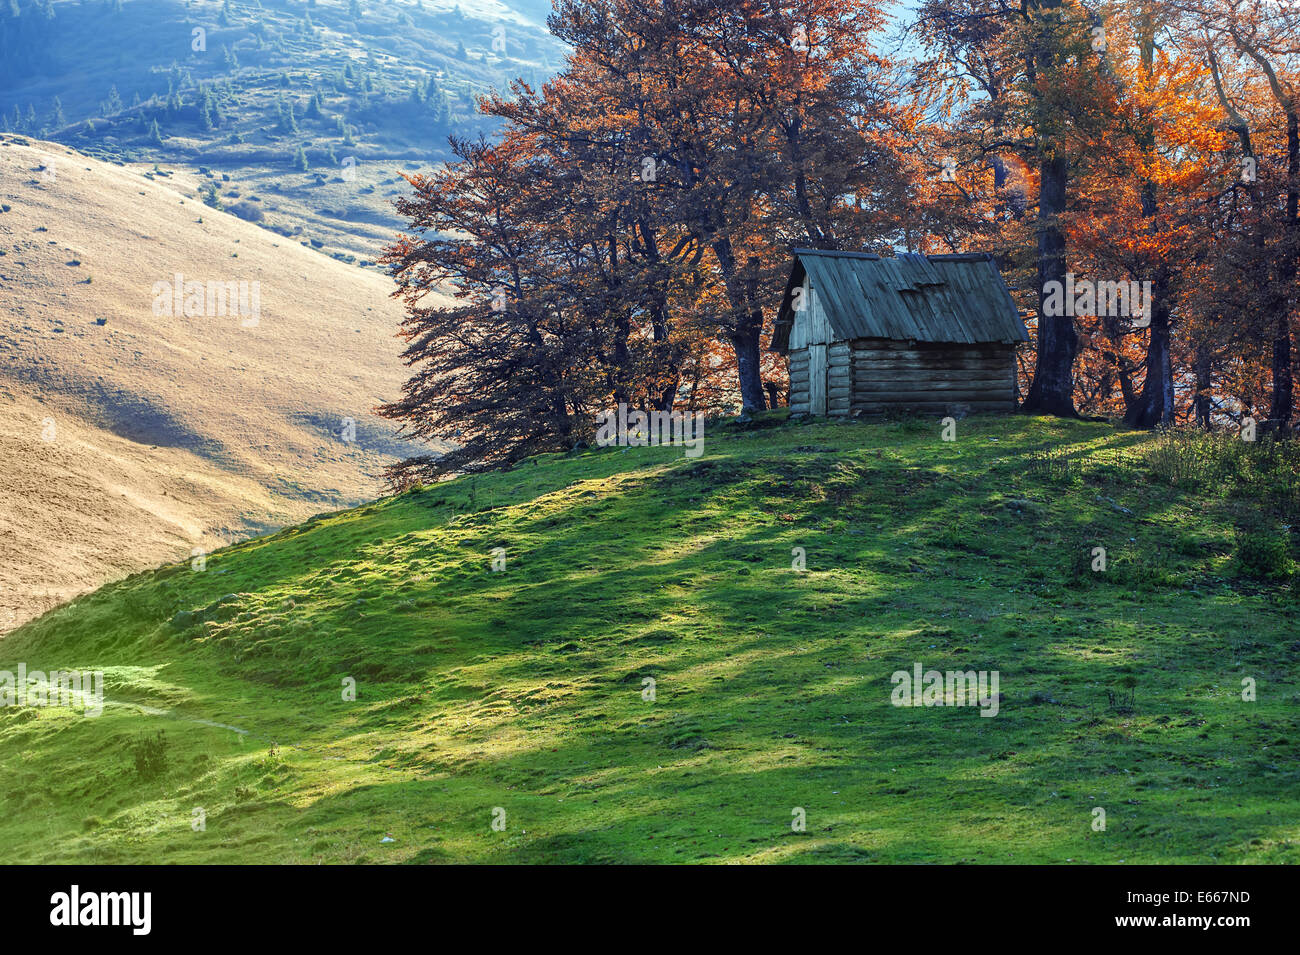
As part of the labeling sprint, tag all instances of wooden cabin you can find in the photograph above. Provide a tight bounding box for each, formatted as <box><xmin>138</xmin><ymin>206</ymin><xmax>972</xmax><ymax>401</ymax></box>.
<box><xmin>771</xmin><ymin>250</ymin><xmax>1029</xmax><ymax>417</ymax></box>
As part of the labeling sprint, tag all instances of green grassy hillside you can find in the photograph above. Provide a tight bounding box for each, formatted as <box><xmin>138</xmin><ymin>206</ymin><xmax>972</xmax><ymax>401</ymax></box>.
<box><xmin>2</xmin><ymin>414</ymin><xmax>1298</xmax><ymax>863</ymax></box>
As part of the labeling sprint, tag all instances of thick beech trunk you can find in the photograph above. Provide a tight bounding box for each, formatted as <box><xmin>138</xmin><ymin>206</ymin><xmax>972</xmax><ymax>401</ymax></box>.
<box><xmin>1022</xmin><ymin>152</ymin><xmax>1078</xmax><ymax>416</ymax></box>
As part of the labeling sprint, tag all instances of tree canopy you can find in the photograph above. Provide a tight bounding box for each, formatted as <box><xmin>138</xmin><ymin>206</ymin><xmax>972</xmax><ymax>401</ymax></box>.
<box><xmin>382</xmin><ymin>0</ymin><xmax>1300</xmax><ymax>484</ymax></box>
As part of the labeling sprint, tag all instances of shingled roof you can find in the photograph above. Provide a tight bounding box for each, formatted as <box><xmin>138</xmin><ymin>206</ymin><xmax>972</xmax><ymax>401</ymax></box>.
<box><xmin>771</xmin><ymin>250</ymin><xmax>1029</xmax><ymax>353</ymax></box>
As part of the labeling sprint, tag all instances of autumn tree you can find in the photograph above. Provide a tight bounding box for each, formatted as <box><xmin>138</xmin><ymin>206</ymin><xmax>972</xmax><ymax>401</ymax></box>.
<box><xmin>382</xmin><ymin>0</ymin><xmax>920</xmax><ymax>482</ymax></box>
<box><xmin>381</xmin><ymin>134</ymin><xmax>643</xmax><ymax>483</ymax></box>
<box><xmin>535</xmin><ymin>0</ymin><xmax>912</xmax><ymax>412</ymax></box>
<box><xmin>1061</xmin><ymin>4</ymin><xmax>1225</xmax><ymax>427</ymax></box>
<box><xmin>918</xmin><ymin>0</ymin><xmax>1125</xmax><ymax>417</ymax></box>
<box><xmin>1190</xmin><ymin>0</ymin><xmax>1298</xmax><ymax>431</ymax></box>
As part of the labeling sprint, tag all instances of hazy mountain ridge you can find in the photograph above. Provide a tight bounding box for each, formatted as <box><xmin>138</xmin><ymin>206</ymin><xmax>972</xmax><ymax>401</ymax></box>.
<box><xmin>1</xmin><ymin>0</ymin><xmax>564</xmax><ymax>259</ymax></box>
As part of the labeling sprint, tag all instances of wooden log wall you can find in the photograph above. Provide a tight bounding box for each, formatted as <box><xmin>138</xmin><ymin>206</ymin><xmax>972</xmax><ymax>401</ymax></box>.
<box><xmin>849</xmin><ymin>339</ymin><xmax>1017</xmax><ymax>415</ymax></box>
<box><xmin>788</xmin><ymin>347</ymin><xmax>811</xmax><ymax>415</ymax></box>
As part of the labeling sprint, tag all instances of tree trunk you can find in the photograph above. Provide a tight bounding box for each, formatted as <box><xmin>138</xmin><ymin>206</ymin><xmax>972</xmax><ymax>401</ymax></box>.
<box><xmin>1125</xmin><ymin>246</ymin><xmax>1175</xmax><ymax>428</ymax></box>
<box><xmin>731</xmin><ymin>319</ymin><xmax>767</xmax><ymax>412</ymax></box>
<box><xmin>1021</xmin><ymin>152</ymin><xmax>1078</xmax><ymax>416</ymax></box>
<box><xmin>1268</xmin><ymin>321</ymin><xmax>1292</xmax><ymax>432</ymax></box>
<box><xmin>655</xmin><ymin>373</ymin><xmax>678</xmax><ymax>413</ymax></box>
<box><xmin>1194</xmin><ymin>343</ymin><xmax>1213</xmax><ymax>428</ymax></box>
<box><xmin>1125</xmin><ymin>19</ymin><xmax>1175</xmax><ymax>430</ymax></box>
<box><xmin>1125</xmin><ymin>280</ymin><xmax>1174</xmax><ymax>429</ymax></box>
<box><xmin>989</xmin><ymin>155</ymin><xmax>1027</xmax><ymax>219</ymax></box>
<box><xmin>1268</xmin><ymin>110</ymin><xmax>1298</xmax><ymax>433</ymax></box>
<box><xmin>1101</xmin><ymin>319</ymin><xmax>1138</xmax><ymax>413</ymax></box>
<box><xmin>711</xmin><ymin>239</ymin><xmax>769</xmax><ymax>413</ymax></box>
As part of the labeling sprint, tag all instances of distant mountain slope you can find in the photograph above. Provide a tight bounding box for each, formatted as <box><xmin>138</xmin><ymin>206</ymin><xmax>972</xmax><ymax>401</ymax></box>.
<box><xmin>0</xmin><ymin>0</ymin><xmax>565</xmax><ymax>259</ymax></box>
<box><xmin>0</xmin><ymin>134</ymin><xmax>436</xmax><ymax>631</ymax></box>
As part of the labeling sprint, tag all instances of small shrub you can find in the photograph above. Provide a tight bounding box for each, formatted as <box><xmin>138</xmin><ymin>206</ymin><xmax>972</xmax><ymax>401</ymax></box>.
<box><xmin>130</xmin><ymin>730</ymin><xmax>168</xmax><ymax>780</ymax></box>
<box><xmin>200</xmin><ymin>182</ymin><xmax>222</xmax><ymax>210</ymax></box>
<box><xmin>1234</xmin><ymin>524</ymin><xmax>1292</xmax><ymax>581</ymax></box>
<box><xmin>227</xmin><ymin>200</ymin><xmax>264</xmax><ymax>222</ymax></box>
<box><xmin>1027</xmin><ymin>447</ymin><xmax>1073</xmax><ymax>484</ymax></box>
<box><xmin>1144</xmin><ymin>430</ymin><xmax>1248</xmax><ymax>488</ymax></box>
<box><xmin>1143</xmin><ymin>429</ymin><xmax>1300</xmax><ymax>522</ymax></box>
<box><xmin>1065</xmin><ymin>535</ymin><xmax>1103</xmax><ymax>586</ymax></box>
<box><xmin>1108</xmin><ymin>549</ymin><xmax>1184</xmax><ymax>592</ymax></box>
<box><xmin>252</xmin><ymin>744</ymin><xmax>284</xmax><ymax>774</ymax></box>
<box><xmin>1106</xmin><ymin>675</ymin><xmax>1137</xmax><ymax>714</ymax></box>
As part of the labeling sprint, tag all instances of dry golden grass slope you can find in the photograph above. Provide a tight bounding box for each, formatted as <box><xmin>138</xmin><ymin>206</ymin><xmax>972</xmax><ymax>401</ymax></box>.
<box><xmin>0</xmin><ymin>134</ymin><xmax>430</xmax><ymax>633</ymax></box>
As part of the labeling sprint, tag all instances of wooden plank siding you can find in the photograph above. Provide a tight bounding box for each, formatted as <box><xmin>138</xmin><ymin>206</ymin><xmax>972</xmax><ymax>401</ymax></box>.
<box><xmin>849</xmin><ymin>338</ymin><xmax>1016</xmax><ymax>415</ymax></box>
<box><xmin>787</xmin><ymin>276</ymin><xmax>835</xmax><ymax>351</ymax></box>
<box><xmin>788</xmin><ymin>339</ymin><xmax>1017</xmax><ymax>416</ymax></box>
<box><xmin>808</xmin><ymin>343</ymin><xmax>828</xmax><ymax>415</ymax></box>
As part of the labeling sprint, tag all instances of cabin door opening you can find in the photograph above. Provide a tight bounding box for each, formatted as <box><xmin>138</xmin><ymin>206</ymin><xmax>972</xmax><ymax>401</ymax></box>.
<box><xmin>808</xmin><ymin>343</ymin><xmax>828</xmax><ymax>416</ymax></box>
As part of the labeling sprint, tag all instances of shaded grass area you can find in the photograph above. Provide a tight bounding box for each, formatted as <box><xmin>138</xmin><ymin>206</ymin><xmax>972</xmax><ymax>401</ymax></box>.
<box><xmin>2</xmin><ymin>414</ymin><xmax>1298</xmax><ymax>863</ymax></box>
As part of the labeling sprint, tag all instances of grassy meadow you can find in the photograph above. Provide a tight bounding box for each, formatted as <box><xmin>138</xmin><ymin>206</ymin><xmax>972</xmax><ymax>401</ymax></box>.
<box><xmin>2</xmin><ymin>413</ymin><xmax>1298</xmax><ymax>863</ymax></box>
